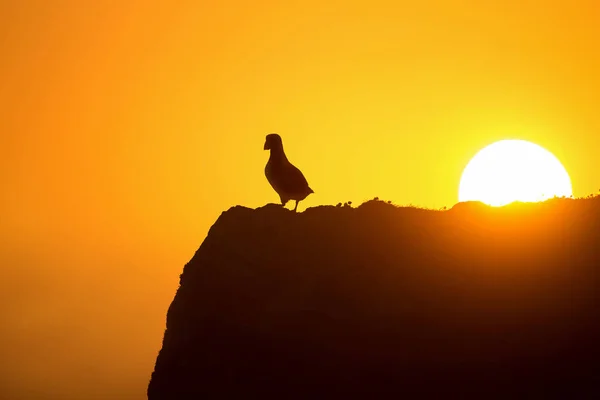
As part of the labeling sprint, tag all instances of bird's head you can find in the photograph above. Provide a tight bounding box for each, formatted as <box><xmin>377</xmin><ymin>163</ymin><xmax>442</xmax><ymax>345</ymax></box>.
<box><xmin>264</xmin><ymin>133</ymin><xmax>283</xmax><ymax>151</ymax></box>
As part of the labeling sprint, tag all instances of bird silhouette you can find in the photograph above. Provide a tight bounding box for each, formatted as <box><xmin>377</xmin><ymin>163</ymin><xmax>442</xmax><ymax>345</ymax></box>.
<box><xmin>264</xmin><ymin>133</ymin><xmax>314</xmax><ymax>212</ymax></box>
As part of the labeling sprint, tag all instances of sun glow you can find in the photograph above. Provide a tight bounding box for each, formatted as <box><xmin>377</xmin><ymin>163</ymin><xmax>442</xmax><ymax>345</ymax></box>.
<box><xmin>459</xmin><ymin>140</ymin><xmax>573</xmax><ymax>206</ymax></box>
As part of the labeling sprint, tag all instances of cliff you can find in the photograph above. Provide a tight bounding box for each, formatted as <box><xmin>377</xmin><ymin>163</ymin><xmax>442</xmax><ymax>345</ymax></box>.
<box><xmin>148</xmin><ymin>198</ymin><xmax>600</xmax><ymax>399</ymax></box>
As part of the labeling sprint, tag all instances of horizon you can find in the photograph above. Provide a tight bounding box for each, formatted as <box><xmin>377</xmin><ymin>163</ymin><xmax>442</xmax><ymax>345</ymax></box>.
<box><xmin>2</xmin><ymin>1</ymin><xmax>600</xmax><ymax>399</ymax></box>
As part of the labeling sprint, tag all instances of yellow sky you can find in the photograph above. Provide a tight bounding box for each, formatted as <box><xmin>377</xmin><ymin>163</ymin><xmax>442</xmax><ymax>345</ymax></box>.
<box><xmin>1</xmin><ymin>0</ymin><xmax>599</xmax><ymax>398</ymax></box>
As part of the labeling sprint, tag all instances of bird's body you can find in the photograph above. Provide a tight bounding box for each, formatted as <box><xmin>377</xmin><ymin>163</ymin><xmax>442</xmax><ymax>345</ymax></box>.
<box><xmin>264</xmin><ymin>133</ymin><xmax>313</xmax><ymax>212</ymax></box>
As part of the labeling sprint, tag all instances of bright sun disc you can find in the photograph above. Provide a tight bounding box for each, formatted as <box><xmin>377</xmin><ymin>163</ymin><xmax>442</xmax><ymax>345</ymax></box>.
<box><xmin>459</xmin><ymin>140</ymin><xmax>572</xmax><ymax>206</ymax></box>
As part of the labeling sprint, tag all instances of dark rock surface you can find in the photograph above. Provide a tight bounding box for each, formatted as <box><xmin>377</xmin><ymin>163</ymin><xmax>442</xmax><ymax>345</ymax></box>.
<box><xmin>148</xmin><ymin>198</ymin><xmax>600</xmax><ymax>399</ymax></box>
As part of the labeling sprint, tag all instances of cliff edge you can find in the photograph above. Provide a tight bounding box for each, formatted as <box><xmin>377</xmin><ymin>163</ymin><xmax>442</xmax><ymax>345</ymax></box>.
<box><xmin>148</xmin><ymin>199</ymin><xmax>600</xmax><ymax>399</ymax></box>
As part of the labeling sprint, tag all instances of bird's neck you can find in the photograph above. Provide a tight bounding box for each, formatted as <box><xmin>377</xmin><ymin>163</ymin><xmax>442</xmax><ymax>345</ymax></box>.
<box><xmin>269</xmin><ymin>148</ymin><xmax>288</xmax><ymax>163</ymax></box>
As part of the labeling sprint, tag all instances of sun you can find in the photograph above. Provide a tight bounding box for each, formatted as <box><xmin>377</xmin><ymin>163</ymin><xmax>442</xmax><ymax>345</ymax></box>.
<box><xmin>458</xmin><ymin>140</ymin><xmax>572</xmax><ymax>206</ymax></box>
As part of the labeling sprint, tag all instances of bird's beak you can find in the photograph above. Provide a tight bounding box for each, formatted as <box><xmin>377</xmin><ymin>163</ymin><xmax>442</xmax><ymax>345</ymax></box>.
<box><xmin>263</xmin><ymin>141</ymin><xmax>269</xmax><ymax>150</ymax></box>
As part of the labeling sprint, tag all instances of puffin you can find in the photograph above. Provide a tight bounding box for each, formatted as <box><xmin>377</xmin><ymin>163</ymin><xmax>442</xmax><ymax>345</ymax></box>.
<box><xmin>264</xmin><ymin>133</ymin><xmax>314</xmax><ymax>212</ymax></box>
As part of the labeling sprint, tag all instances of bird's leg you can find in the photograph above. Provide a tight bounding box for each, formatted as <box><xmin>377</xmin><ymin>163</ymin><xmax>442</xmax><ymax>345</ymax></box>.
<box><xmin>294</xmin><ymin>200</ymin><xmax>299</xmax><ymax>212</ymax></box>
<box><xmin>280</xmin><ymin>196</ymin><xmax>288</xmax><ymax>207</ymax></box>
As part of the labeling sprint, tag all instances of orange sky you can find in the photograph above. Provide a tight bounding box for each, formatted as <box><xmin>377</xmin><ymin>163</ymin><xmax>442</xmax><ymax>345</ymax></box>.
<box><xmin>1</xmin><ymin>0</ymin><xmax>599</xmax><ymax>398</ymax></box>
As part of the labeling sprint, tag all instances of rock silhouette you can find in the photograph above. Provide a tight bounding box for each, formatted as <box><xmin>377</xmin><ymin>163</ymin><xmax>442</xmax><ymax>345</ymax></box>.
<box><xmin>148</xmin><ymin>198</ymin><xmax>600</xmax><ymax>399</ymax></box>
<box><xmin>264</xmin><ymin>133</ymin><xmax>313</xmax><ymax>212</ymax></box>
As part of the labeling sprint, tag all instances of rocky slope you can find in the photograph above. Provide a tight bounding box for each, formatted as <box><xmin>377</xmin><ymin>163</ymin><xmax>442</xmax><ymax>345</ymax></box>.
<box><xmin>148</xmin><ymin>198</ymin><xmax>600</xmax><ymax>399</ymax></box>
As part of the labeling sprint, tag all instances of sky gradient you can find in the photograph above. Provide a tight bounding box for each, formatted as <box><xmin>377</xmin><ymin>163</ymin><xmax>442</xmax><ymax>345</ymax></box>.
<box><xmin>1</xmin><ymin>1</ymin><xmax>599</xmax><ymax>398</ymax></box>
